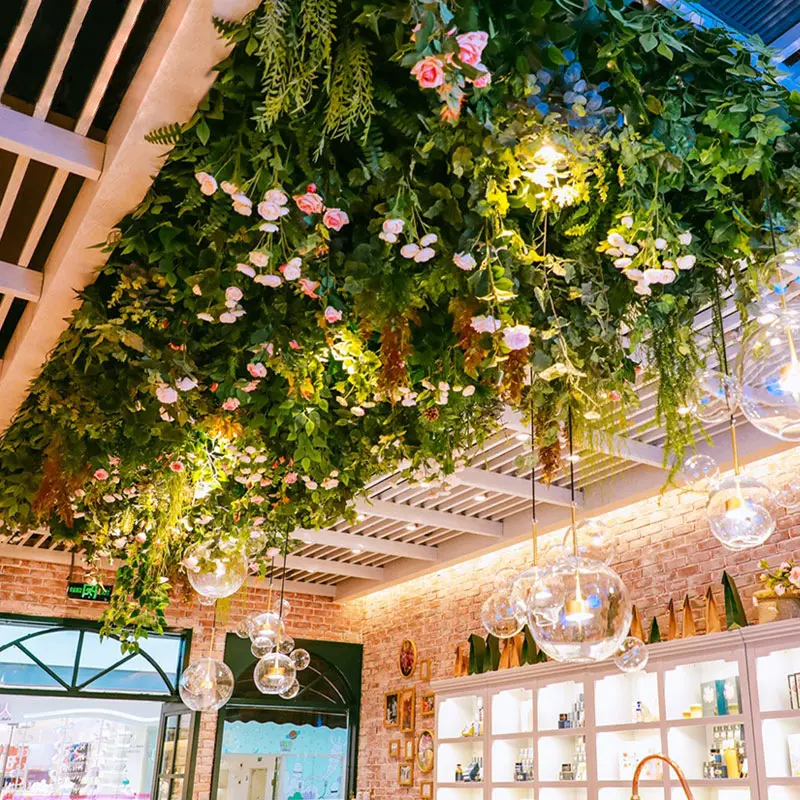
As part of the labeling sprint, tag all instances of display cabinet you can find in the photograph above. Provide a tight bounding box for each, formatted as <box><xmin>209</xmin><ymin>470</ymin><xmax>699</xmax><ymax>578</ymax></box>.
<box><xmin>432</xmin><ymin>618</ymin><xmax>800</xmax><ymax>800</ymax></box>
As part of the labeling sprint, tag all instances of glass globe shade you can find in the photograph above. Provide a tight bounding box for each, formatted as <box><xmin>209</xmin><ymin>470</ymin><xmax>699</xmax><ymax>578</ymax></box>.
<box><xmin>706</xmin><ymin>474</ymin><xmax>776</xmax><ymax>550</ymax></box>
<box><xmin>185</xmin><ymin>545</ymin><xmax>248</xmax><ymax>601</ymax></box>
<box><xmin>279</xmin><ymin>678</ymin><xmax>300</xmax><ymax>699</ymax></box>
<box><xmin>776</xmin><ymin>478</ymin><xmax>800</xmax><ymax>512</ymax></box>
<box><xmin>250</xmin><ymin>611</ymin><xmax>285</xmax><ymax>646</ymax></box>
<box><xmin>279</xmin><ymin>635</ymin><xmax>295</xmax><ymax>655</ymax></box>
<box><xmin>275</xmin><ymin>598</ymin><xmax>291</xmax><ymax>619</ymax></box>
<box><xmin>528</xmin><ymin>555</ymin><xmax>631</xmax><ymax>664</ymax></box>
<box><xmin>513</xmin><ymin>565</ymin><xmax>563</xmax><ymax>629</ymax></box>
<box><xmin>681</xmin><ymin>454</ymin><xmax>720</xmax><ymax>492</ymax></box>
<box><xmin>481</xmin><ymin>589</ymin><xmax>525</xmax><ymax>638</ymax></box>
<box><xmin>562</xmin><ymin>519</ymin><xmax>616</xmax><ymax>565</ymax></box>
<box><xmin>197</xmin><ymin>595</ymin><xmax>217</xmax><ymax>607</ymax></box>
<box><xmin>178</xmin><ymin>658</ymin><xmax>234</xmax><ymax>712</ymax></box>
<box><xmin>736</xmin><ymin>308</ymin><xmax>800</xmax><ymax>440</ymax></box>
<box><xmin>690</xmin><ymin>369</ymin><xmax>736</xmax><ymax>425</ymax></box>
<box><xmin>290</xmin><ymin>648</ymin><xmax>311</xmax><ymax>671</ymax></box>
<box><xmin>494</xmin><ymin>567</ymin><xmax>519</xmax><ymax>588</ymax></box>
<box><xmin>614</xmin><ymin>636</ymin><xmax>649</xmax><ymax>672</ymax></box>
<box><xmin>234</xmin><ymin>617</ymin><xmax>251</xmax><ymax>639</ymax></box>
<box><xmin>254</xmin><ymin>652</ymin><xmax>296</xmax><ymax>695</ymax></box>
<box><xmin>251</xmin><ymin>640</ymin><xmax>274</xmax><ymax>659</ymax></box>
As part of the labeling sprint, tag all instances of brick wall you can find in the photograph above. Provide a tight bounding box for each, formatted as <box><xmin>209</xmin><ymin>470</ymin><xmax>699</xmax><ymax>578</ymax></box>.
<box><xmin>3</xmin><ymin>446</ymin><xmax>800</xmax><ymax>800</ymax></box>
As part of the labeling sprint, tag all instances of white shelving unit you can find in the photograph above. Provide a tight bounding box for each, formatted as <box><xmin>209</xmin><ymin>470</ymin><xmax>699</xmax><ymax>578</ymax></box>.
<box><xmin>433</xmin><ymin>619</ymin><xmax>800</xmax><ymax>800</ymax></box>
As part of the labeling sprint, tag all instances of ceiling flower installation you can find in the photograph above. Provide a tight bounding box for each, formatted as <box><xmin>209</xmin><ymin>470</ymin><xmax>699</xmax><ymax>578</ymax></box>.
<box><xmin>1</xmin><ymin>0</ymin><xmax>800</xmax><ymax>647</ymax></box>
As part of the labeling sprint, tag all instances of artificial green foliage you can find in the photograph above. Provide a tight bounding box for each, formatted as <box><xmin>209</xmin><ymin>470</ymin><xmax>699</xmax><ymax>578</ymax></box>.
<box><xmin>468</xmin><ymin>632</ymin><xmax>488</xmax><ymax>674</ymax></box>
<box><xmin>722</xmin><ymin>570</ymin><xmax>749</xmax><ymax>629</ymax></box>
<box><xmin>486</xmin><ymin>633</ymin><xmax>502</xmax><ymax>671</ymax></box>
<box><xmin>648</xmin><ymin>617</ymin><xmax>662</xmax><ymax>644</ymax></box>
<box><xmin>1</xmin><ymin>0</ymin><xmax>799</xmax><ymax>645</ymax></box>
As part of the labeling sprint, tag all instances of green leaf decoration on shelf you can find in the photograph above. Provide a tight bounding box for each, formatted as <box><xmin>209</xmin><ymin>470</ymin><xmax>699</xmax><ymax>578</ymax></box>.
<box><xmin>468</xmin><ymin>633</ymin><xmax>487</xmax><ymax>675</ymax></box>
<box><xmin>722</xmin><ymin>571</ymin><xmax>749</xmax><ymax>630</ymax></box>
<box><xmin>648</xmin><ymin>617</ymin><xmax>662</xmax><ymax>644</ymax></box>
<box><xmin>486</xmin><ymin>633</ymin><xmax>502</xmax><ymax>672</ymax></box>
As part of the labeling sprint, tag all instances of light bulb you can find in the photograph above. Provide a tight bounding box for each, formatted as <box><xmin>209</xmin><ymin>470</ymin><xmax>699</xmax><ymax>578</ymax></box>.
<box><xmin>707</xmin><ymin>473</ymin><xmax>775</xmax><ymax>550</ymax></box>
<box><xmin>778</xmin><ymin>357</ymin><xmax>800</xmax><ymax>395</ymax></box>
<box><xmin>535</xmin><ymin>144</ymin><xmax>563</xmax><ymax>165</ymax></box>
<box><xmin>564</xmin><ymin>573</ymin><xmax>595</xmax><ymax>624</ymax></box>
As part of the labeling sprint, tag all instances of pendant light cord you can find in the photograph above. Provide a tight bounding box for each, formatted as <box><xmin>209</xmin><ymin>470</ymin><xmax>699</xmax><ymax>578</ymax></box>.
<box><xmin>765</xmin><ymin>192</ymin><xmax>788</xmax><ymax>311</ymax></box>
<box><xmin>529</xmin><ymin>389</ymin><xmax>538</xmax><ymax>565</ymax></box>
<box><xmin>279</xmin><ymin>531</ymin><xmax>289</xmax><ymax>620</ymax></box>
<box><xmin>711</xmin><ymin>276</ymin><xmax>740</xmax><ymax>474</ymax></box>
<box><xmin>568</xmin><ymin>406</ymin><xmax>577</xmax><ymax>554</ymax></box>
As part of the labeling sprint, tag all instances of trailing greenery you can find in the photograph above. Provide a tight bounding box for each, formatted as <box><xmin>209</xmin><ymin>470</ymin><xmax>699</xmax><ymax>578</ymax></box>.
<box><xmin>1</xmin><ymin>0</ymin><xmax>799</xmax><ymax>646</ymax></box>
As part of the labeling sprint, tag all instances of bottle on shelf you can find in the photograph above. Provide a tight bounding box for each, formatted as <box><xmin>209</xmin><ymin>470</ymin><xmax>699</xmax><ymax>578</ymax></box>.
<box><xmin>455</xmin><ymin>764</ymin><xmax>463</xmax><ymax>782</ymax></box>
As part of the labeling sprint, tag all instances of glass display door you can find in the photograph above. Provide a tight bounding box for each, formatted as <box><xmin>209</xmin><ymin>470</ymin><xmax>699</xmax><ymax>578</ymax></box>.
<box><xmin>151</xmin><ymin>704</ymin><xmax>198</xmax><ymax>800</ymax></box>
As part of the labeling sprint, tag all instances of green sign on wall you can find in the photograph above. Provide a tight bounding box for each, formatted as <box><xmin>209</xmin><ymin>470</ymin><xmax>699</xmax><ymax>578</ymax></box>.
<box><xmin>66</xmin><ymin>582</ymin><xmax>113</xmax><ymax>602</ymax></box>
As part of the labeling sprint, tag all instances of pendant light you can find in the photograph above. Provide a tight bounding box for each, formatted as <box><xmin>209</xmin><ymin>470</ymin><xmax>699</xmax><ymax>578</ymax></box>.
<box><xmin>736</xmin><ymin>195</ymin><xmax>800</xmax><ymax>439</ymax></box>
<box><xmin>527</xmin><ymin>408</ymin><xmax>632</xmax><ymax>664</ymax></box>
<box><xmin>706</xmin><ymin>285</ymin><xmax>776</xmax><ymax>550</ymax></box>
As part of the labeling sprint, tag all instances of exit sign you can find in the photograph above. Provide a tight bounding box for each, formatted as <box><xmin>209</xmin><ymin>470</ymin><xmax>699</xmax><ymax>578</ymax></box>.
<box><xmin>66</xmin><ymin>582</ymin><xmax>113</xmax><ymax>602</ymax></box>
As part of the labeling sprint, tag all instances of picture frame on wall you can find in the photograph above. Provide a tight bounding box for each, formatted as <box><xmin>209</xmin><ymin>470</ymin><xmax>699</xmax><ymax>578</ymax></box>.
<box><xmin>399</xmin><ymin>763</ymin><xmax>414</xmax><ymax>786</ymax></box>
<box><xmin>421</xmin><ymin>692</ymin><xmax>435</xmax><ymax>716</ymax></box>
<box><xmin>420</xmin><ymin>781</ymin><xmax>433</xmax><ymax>799</ymax></box>
<box><xmin>419</xmin><ymin>659</ymin><xmax>431</xmax><ymax>681</ymax></box>
<box><xmin>400</xmin><ymin>638</ymin><xmax>417</xmax><ymax>678</ymax></box>
<box><xmin>404</xmin><ymin>738</ymin><xmax>415</xmax><ymax>762</ymax></box>
<box><xmin>417</xmin><ymin>729</ymin><xmax>434</xmax><ymax>774</ymax></box>
<box><xmin>389</xmin><ymin>740</ymin><xmax>400</xmax><ymax>758</ymax></box>
<box><xmin>400</xmin><ymin>687</ymin><xmax>416</xmax><ymax>732</ymax></box>
<box><xmin>385</xmin><ymin>691</ymin><xmax>399</xmax><ymax>728</ymax></box>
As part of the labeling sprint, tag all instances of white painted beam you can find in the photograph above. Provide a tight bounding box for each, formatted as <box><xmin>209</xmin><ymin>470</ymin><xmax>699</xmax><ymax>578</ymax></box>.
<box><xmin>296</xmin><ymin>528</ymin><xmax>439</xmax><ymax>562</ymax></box>
<box><xmin>285</xmin><ymin>554</ymin><xmax>384</xmax><ymax>581</ymax></box>
<box><xmin>0</xmin><ymin>260</ymin><xmax>42</xmax><ymax>302</ymax></box>
<box><xmin>0</xmin><ymin>543</ymin><xmax>338</xmax><ymax>598</ymax></box>
<box><xmin>501</xmin><ymin>408</ymin><xmax>665</xmax><ymax>469</ymax></box>
<box><xmin>354</xmin><ymin>497</ymin><xmax>503</xmax><ymax>538</ymax></box>
<box><xmin>456</xmin><ymin>467</ymin><xmax>580</xmax><ymax>508</ymax></box>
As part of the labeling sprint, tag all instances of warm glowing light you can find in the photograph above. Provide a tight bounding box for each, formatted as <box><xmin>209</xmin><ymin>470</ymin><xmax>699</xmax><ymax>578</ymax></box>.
<box><xmin>473</xmin><ymin>494</ymin><xmax>488</xmax><ymax>503</ymax></box>
<box><xmin>534</xmin><ymin>144</ymin><xmax>564</xmax><ymax>165</ymax></box>
<box><xmin>564</xmin><ymin>573</ymin><xmax>594</xmax><ymax>624</ymax></box>
<box><xmin>356</xmin><ymin>513</ymin><xmax>367</xmax><ymax>522</ymax></box>
<box><xmin>779</xmin><ymin>358</ymin><xmax>800</xmax><ymax>395</ymax></box>
<box><xmin>405</xmin><ymin>523</ymin><xmax>418</xmax><ymax>531</ymax></box>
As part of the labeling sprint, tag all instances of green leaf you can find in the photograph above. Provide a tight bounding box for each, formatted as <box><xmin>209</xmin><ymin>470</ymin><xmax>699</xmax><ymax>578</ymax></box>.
<box><xmin>656</xmin><ymin>42</ymin><xmax>673</xmax><ymax>60</ymax></box>
<box><xmin>722</xmin><ymin>570</ymin><xmax>749</xmax><ymax>629</ymax></box>
<box><xmin>196</xmin><ymin>118</ymin><xmax>210</xmax><ymax>145</ymax></box>
<box><xmin>645</xmin><ymin>95</ymin><xmax>663</xmax><ymax>115</ymax></box>
<box><xmin>639</xmin><ymin>33</ymin><xmax>658</xmax><ymax>52</ymax></box>
<box><xmin>546</xmin><ymin>45</ymin><xmax>568</xmax><ymax>66</ymax></box>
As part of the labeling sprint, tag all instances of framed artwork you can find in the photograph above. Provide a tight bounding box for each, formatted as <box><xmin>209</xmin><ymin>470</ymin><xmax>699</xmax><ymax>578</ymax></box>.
<box><xmin>400</xmin><ymin>687</ymin><xmax>416</xmax><ymax>732</ymax></box>
<box><xmin>399</xmin><ymin>763</ymin><xmax>414</xmax><ymax>787</ymax></box>
<box><xmin>400</xmin><ymin>638</ymin><xmax>417</xmax><ymax>678</ymax></box>
<box><xmin>421</xmin><ymin>692</ymin><xmax>435</xmax><ymax>716</ymax></box>
<box><xmin>417</xmin><ymin>729</ymin><xmax>434</xmax><ymax>774</ymax></box>
<box><xmin>419</xmin><ymin>659</ymin><xmax>431</xmax><ymax>681</ymax></box>
<box><xmin>404</xmin><ymin>738</ymin><xmax>415</xmax><ymax>761</ymax></box>
<box><xmin>420</xmin><ymin>781</ymin><xmax>433</xmax><ymax>800</ymax></box>
<box><xmin>389</xmin><ymin>740</ymin><xmax>400</xmax><ymax>758</ymax></box>
<box><xmin>385</xmin><ymin>691</ymin><xmax>399</xmax><ymax>728</ymax></box>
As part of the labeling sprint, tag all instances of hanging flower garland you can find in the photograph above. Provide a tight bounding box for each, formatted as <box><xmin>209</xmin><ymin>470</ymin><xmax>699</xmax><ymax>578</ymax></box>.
<box><xmin>1</xmin><ymin>0</ymin><xmax>799</xmax><ymax>646</ymax></box>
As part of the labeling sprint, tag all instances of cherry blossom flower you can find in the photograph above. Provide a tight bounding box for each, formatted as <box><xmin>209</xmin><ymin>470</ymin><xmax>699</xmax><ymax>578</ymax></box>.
<box><xmin>237</xmin><ymin>263</ymin><xmax>256</xmax><ymax>278</ymax></box>
<box><xmin>383</xmin><ymin>218</ymin><xmax>405</xmax><ymax>235</ymax></box>
<box><xmin>94</xmin><ymin>468</ymin><xmax>109</xmax><ymax>480</ymax></box>
<box><xmin>299</xmin><ymin>278</ymin><xmax>320</xmax><ymax>298</ymax></box>
<box><xmin>411</xmin><ymin>56</ymin><xmax>446</xmax><ymax>89</ymax></box>
<box><xmin>176</xmin><ymin>377</ymin><xmax>197</xmax><ymax>391</ymax></box>
<box><xmin>157</xmin><ymin>384</ymin><xmax>178</xmax><ymax>404</ymax></box>
<box><xmin>470</xmin><ymin>315</ymin><xmax>501</xmax><ymax>334</ymax></box>
<box><xmin>255</xmin><ymin>274</ymin><xmax>282</xmax><ymax>288</ymax></box>
<box><xmin>456</xmin><ymin>31</ymin><xmax>489</xmax><ymax>67</ymax></box>
<box><xmin>169</xmin><ymin>461</ymin><xmax>184</xmax><ymax>473</ymax></box>
<box><xmin>220</xmin><ymin>181</ymin><xmax>238</xmax><ymax>195</ymax></box>
<box><xmin>280</xmin><ymin>258</ymin><xmax>302</xmax><ymax>280</ymax></box>
<box><xmin>249</xmin><ymin>251</ymin><xmax>269</xmax><ymax>267</ymax></box>
<box><xmin>400</xmin><ymin>243</ymin><xmax>420</xmax><ymax>258</ymax></box>
<box><xmin>196</xmin><ymin>312</ymin><xmax>214</xmax><ymax>322</ymax></box>
<box><xmin>414</xmin><ymin>247</ymin><xmax>436</xmax><ymax>263</ymax></box>
<box><xmin>266</xmin><ymin>547</ymin><xmax>280</xmax><ymax>558</ymax></box>
<box><xmin>284</xmin><ymin>472</ymin><xmax>298</xmax><ymax>484</ymax></box>
<box><xmin>192</xmin><ymin>284</ymin><xmax>202</xmax><ymax>296</ymax></box>
<box><xmin>322</xmin><ymin>208</ymin><xmax>349</xmax><ymax>231</ymax></box>
<box><xmin>231</xmin><ymin>193</ymin><xmax>253</xmax><ymax>216</ymax></box>
<box><xmin>453</xmin><ymin>252</ymin><xmax>476</xmax><ymax>271</ymax></box>
<box><xmin>503</xmin><ymin>324</ymin><xmax>531</xmax><ymax>350</ymax></box>
<box><xmin>248</xmin><ymin>362</ymin><xmax>267</xmax><ymax>378</ymax></box>
<box><xmin>222</xmin><ymin>397</ymin><xmax>240</xmax><ymax>411</ymax></box>
<box><xmin>195</xmin><ymin>171</ymin><xmax>217</xmax><ymax>195</ymax></box>
<box><xmin>258</xmin><ymin>200</ymin><xmax>289</xmax><ymax>221</ymax></box>
<box><xmin>293</xmin><ymin>190</ymin><xmax>324</xmax><ymax>214</ymax></box>
<box><xmin>324</xmin><ymin>306</ymin><xmax>342</xmax><ymax>323</ymax></box>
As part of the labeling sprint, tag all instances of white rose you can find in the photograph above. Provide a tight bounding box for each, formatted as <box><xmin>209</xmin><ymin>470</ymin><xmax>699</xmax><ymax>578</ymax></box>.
<box><xmin>678</xmin><ymin>232</ymin><xmax>692</xmax><ymax>245</ymax></box>
<box><xmin>255</xmin><ymin>274</ymin><xmax>282</xmax><ymax>288</ymax></box>
<box><xmin>379</xmin><ymin>231</ymin><xmax>398</xmax><ymax>243</ymax></box>
<box><xmin>400</xmin><ymin>243</ymin><xmax>420</xmax><ymax>258</ymax></box>
<box><xmin>453</xmin><ymin>252</ymin><xmax>477</xmax><ymax>271</ymax></box>
<box><xmin>613</xmin><ymin>257</ymin><xmax>633</xmax><ymax>269</ymax></box>
<box><xmin>676</xmin><ymin>254</ymin><xmax>696</xmax><ymax>270</ymax></box>
<box><xmin>654</xmin><ymin>237</ymin><xmax>668</xmax><ymax>250</ymax></box>
<box><xmin>249</xmin><ymin>251</ymin><xmax>269</xmax><ymax>267</ymax></box>
<box><xmin>607</xmin><ymin>232</ymin><xmax>626</xmax><ymax>248</ymax></box>
<box><xmin>462</xmin><ymin>385</ymin><xmax>476</xmax><ymax>397</ymax></box>
<box><xmin>503</xmin><ymin>324</ymin><xmax>531</xmax><ymax>350</ymax></box>
<box><xmin>382</xmin><ymin>218</ymin><xmax>405</xmax><ymax>235</ymax></box>
<box><xmin>414</xmin><ymin>247</ymin><xmax>436</xmax><ymax>263</ymax></box>
<box><xmin>237</xmin><ymin>263</ymin><xmax>256</xmax><ymax>278</ymax></box>
<box><xmin>264</xmin><ymin>189</ymin><xmax>288</xmax><ymax>205</ymax></box>
<box><xmin>420</xmin><ymin>233</ymin><xmax>438</xmax><ymax>247</ymax></box>
<box><xmin>621</xmin><ymin>215</ymin><xmax>634</xmax><ymax>229</ymax></box>
<box><xmin>219</xmin><ymin>312</ymin><xmax>237</xmax><ymax>323</ymax></box>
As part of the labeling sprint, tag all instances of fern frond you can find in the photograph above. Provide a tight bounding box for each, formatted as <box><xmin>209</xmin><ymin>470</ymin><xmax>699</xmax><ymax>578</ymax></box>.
<box><xmin>198</xmin><ymin>203</ymin><xmax>230</xmax><ymax>240</ymax></box>
<box><xmin>360</xmin><ymin>123</ymin><xmax>384</xmax><ymax>177</ymax></box>
<box><xmin>324</xmin><ymin>37</ymin><xmax>375</xmax><ymax>140</ymax></box>
<box><xmin>145</xmin><ymin>124</ymin><xmax>184</xmax><ymax>146</ymax></box>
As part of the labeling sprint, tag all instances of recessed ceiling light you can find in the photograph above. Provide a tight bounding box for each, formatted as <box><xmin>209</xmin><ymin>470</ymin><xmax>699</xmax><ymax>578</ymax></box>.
<box><xmin>405</xmin><ymin>523</ymin><xmax>418</xmax><ymax>532</ymax></box>
<box><xmin>473</xmin><ymin>494</ymin><xmax>488</xmax><ymax>503</ymax></box>
<box><xmin>356</xmin><ymin>513</ymin><xmax>367</xmax><ymax>522</ymax></box>
<box><xmin>515</xmin><ymin>433</ymin><xmax>529</xmax><ymax>442</ymax></box>
<box><xmin>566</xmin><ymin>453</ymin><xmax>581</xmax><ymax>463</ymax></box>
<box><xmin>351</xmin><ymin>546</ymin><xmax>363</xmax><ymax>554</ymax></box>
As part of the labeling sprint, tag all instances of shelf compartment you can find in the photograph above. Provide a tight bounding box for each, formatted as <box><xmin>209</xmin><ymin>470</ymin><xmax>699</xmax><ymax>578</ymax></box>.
<box><xmin>596</xmin><ymin>668</ymin><xmax>660</xmax><ymax>727</ymax></box>
<box><xmin>597</xmin><ymin>728</ymin><xmax>663</xmax><ymax>782</ymax></box>
<box><xmin>671</xmin><ymin>787</ymin><xmax>750</xmax><ymax>800</ymax></box>
<box><xmin>437</xmin><ymin>740</ymin><xmax>485</xmax><ymax>785</ymax></box>
<box><xmin>762</xmin><ymin>717</ymin><xmax>800</xmax><ymax>778</ymax></box>
<box><xmin>667</xmin><ymin>723</ymin><xmax>747</xmax><ymax>781</ymax></box>
<box><xmin>439</xmin><ymin>737</ymin><xmax>484</xmax><ymax>745</ymax></box>
<box><xmin>537</xmin><ymin>679</ymin><xmax>585</xmax><ymax>733</ymax></box>
<box><xmin>492</xmin><ymin>687</ymin><xmax>534</xmax><ymax>736</ymax></box>
<box><xmin>600</xmin><ymin>787</ymin><xmax>664</xmax><ymax>800</ymax></box>
<box><xmin>664</xmin><ymin>659</ymin><xmax>742</xmax><ymax>722</ymax></box>
<box><xmin>537</xmin><ymin>733</ymin><xmax>587</xmax><ymax>782</ymax></box>
<box><xmin>757</xmin><ymin>647</ymin><xmax>800</xmax><ymax>713</ymax></box>
<box><xmin>492</xmin><ymin>787</ymin><xmax>534</xmax><ymax>800</ymax></box>
<box><xmin>439</xmin><ymin>695</ymin><xmax>485</xmax><ymax>740</ymax></box>
<box><xmin>492</xmin><ymin>736</ymin><xmax>534</xmax><ymax>784</ymax></box>
<box><xmin>437</xmin><ymin>786</ymin><xmax>484</xmax><ymax>800</ymax></box>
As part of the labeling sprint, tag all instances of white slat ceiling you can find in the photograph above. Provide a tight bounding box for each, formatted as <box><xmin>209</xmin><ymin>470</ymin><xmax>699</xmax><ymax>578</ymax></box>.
<box><xmin>0</xmin><ymin>0</ymin><xmax>798</xmax><ymax>601</ymax></box>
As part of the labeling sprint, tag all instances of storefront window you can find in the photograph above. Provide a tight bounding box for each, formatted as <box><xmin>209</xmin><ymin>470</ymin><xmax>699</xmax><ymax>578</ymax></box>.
<box><xmin>216</xmin><ymin>710</ymin><xmax>348</xmax><ymax>800</ymax></box>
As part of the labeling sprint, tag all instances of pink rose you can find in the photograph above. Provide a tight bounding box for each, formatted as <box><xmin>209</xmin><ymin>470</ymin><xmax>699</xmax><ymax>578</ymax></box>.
<box><xmin>289</xmin><ymin>340</ymin><xmax>301</xmax><ymax>350</ymax></box>
<box><xmin>255</xmin><ymin>274</ymin><xmax>282</xmax><ymax>288</ymax></box>
<box><xmin>383</xmin><ymin>218</ymin><xmax>405</xmax><ymax>235</ymax></box>
<box><xmin>94</xmin><ymin>468</ymin><xmax>109</xmax><ymax>481</ymax></box>
<box><xmin>294</xmin><ymin>191</ymin><xmax>325</xmax><ymax>214</ymax></box>
<box><xmin>249</xmin><ymin>251</ymin><xmax>269</xmax><ymax>268</ymax></box>
<box><xmin>231</xmin><ymin>193</ymin><xmax>252</xmax><ymax>216</ymax></box>
<box><xmin>248</xmin><ymin>362</ymin><xmax>267</xmax><ymax>378</ymax></box>
<box><xmin>324</xmin><ymin>306</ymin><xmax>342</xmax><ymax>323</ymax></box>
<box><xmin>135</xmin><ymin>532</ymin><xmax>147</xmax><ymax>544</ymax></box>
<box><xmin>503</xmin><ymin>324</ymin><xmax>531</xmax><ymax>351</ymax></box>
<box><xmin>470</xmin><ymin>315</ymin><xmax>501</xmax><ymax>334</ymax></box>
<box><xmin>225</xmin><ymin>286</ymin><xmax>243</xmax><ymax>303</ymax></box>
<box><xmin>220</xmin><ymin>181</ymin><xmax>238</xmax><ymax>195</ymax></box>
<box><xmin>266</xmin><ymin>546</ymin><xmax>280</xmax><ymax>559</ymax></box>
<box><xmin>250</xmin><ymin>495</ymin><xmax>265</xmax><ymax>505</ymax></box>
<box><xmin>790</xmin><ymin>566</ymin><xmax>800</xmax><ymax>588</ymax></box>
<box><xmin>323</xmin><ymin>208</ymin><xmax>349</xmax><ymax>231</ymax></box>
<box><xmin>169</xmin><ymin>461</ymin><xmax>184</xmax><ymax>473</ymax></box>
<box><xmin>453</xmin><ymin>252</ymin><xmax>476</xmax><ymax>271</ymax></box>
<box><xmin>257</xmin><ymin>201</ymin><xmax>289</xmax><ymax>221</ymax></box>
<box><xmin>472</xmin><ymin>68</ymin><xmax>492</xmax><ymax>88</ymax></box>
<box><xmin>411</xmin><ymin>56</ymin><xmax>445</xmax><ymax>89</ymax></box>
<box><xmin>263</xmin><ymin>189</ymin><xmax>288</xmax><ymax>206</ymax></box>
<box><xmin>456</xmin><ymin>31</ymin><xmax>489</xmax><ymax>67</ymax></box>
<box><xmin>242</xmin><ymin>380</ymin><xmax>259</xmax><ymax>393</ymax></box>
<box><xmin>156</xmin><ymin>384</ymin><xmax>178</xmax><ymax>404</ymax></box>
<box><xmin>280</xmin><ymin>258</ymin><xmax>302</xmax><ymax>281</ymax></box>
<box><xmin>284</xmin><ymin>471</ymin><xmax>298</xmax><ymax>485</ymax></box>
<box><xmin>195</xmin><ymin>172</ymin><xmax>217</xmax><ymax>196</ymax></box>
<box><xmin>222</xmin><ymin>397</ymin><xmax>240</xmax><ymax>411</ymax></box>
<box><xmin>299</xmin><ymin>278</ymin><xmax>320</xmax><ymax>298</ymax></box>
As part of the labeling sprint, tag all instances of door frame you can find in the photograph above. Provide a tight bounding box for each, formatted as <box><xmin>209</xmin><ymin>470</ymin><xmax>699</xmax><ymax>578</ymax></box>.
<box><xmin>151</xmin><ymin>702</ymin><xmax>201</xmax><ymax>800</ymax></box>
